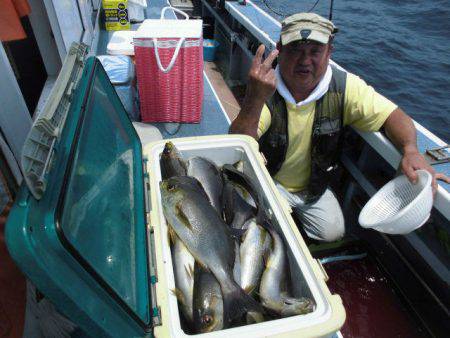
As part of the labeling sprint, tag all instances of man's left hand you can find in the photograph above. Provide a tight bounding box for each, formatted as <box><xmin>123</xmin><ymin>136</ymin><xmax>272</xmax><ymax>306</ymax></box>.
<box><xmin>401</xmin><ymin>149</ymin><xmax>450</xmax><ymax>194</ymax></box>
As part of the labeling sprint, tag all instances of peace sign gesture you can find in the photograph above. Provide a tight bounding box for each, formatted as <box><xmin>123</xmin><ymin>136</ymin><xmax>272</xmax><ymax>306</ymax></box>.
<box><xmin>246</xmin><ymin>44</ymin><xmax>279</xmax><ymax>101</ymax></box>
<box><xmin>229</xmin><ymin>44</ymin><xmax>279</xmax><ymax>138</ymax></box>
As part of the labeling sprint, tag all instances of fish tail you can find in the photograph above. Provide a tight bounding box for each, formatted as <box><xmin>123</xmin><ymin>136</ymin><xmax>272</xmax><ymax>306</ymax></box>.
<box><xmin>222</xmin><ymin>282</ymin><xmax>263</xmax><ymax>327</ymax></box>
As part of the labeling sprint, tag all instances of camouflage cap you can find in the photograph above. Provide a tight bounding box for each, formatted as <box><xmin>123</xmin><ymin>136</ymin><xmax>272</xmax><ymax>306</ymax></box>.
<box><xmin>280</xmin><ymin>13</ymin><xmax>336</xmax><ymax>45</ymax></box>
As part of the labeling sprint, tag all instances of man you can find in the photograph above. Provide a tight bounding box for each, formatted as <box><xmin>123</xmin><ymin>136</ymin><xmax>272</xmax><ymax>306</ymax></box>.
<box><xmin>230</xmin><ymin>13</ymin><xmax>449</xmax><ymax>242</ymax></box>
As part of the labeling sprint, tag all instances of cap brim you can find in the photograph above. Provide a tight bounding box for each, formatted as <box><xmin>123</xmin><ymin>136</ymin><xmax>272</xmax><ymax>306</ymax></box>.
<box><xmin>281</xmin><ymin>30</ymin><xmax>329</xmax><ymax>45</ymax></box>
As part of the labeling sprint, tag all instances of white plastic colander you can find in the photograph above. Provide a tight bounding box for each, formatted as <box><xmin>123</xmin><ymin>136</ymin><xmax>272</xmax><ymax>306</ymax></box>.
<box><xmin>358</xmin><ymin>170</ymin><xmax>433</xmax><ymax>235</ymax></box>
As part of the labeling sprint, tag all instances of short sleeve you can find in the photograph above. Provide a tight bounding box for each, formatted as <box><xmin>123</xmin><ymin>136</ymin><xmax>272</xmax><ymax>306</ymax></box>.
<box><xmin>257</xmin><ymin>104</ymin><xmax>272</xmax><ymax>139</ymax></box>
<box><xmin>343</xmin><ymin>73</ymin><xmax>397</xmax><ymax>132</ymax></box>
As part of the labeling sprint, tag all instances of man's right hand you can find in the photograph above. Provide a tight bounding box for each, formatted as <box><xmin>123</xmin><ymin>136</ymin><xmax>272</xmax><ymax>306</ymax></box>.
<box><xmin>246</xmin><ymin>44</ymin><xmax>279</xmax><ymax>101</ymax></box>
<box><xmin>229</xmin><ymin>44</ymin><xmax>279</xmax><ymax>137</ymax></box>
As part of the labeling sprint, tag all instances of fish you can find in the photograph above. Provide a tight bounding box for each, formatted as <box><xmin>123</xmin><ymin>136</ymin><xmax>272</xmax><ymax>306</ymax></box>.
<box><xmin>260</xmin><ymin>226</ymin><xmax>315</xmax><ymax>316</ymax></box>
<box><xmin>239</xmin><ymin>219</ymin><xmax>271</xmax><ymax>296</ymax></box>
<box><xmin>193</xmin><ymin>264</ymin><xmax>224</xmax><ymax>333</ymax></box>
<box><xmin>223</xmin><ymin>180</ymin><xmax>256</xmax><ymax>229</ymax></box>
<box><xmin>233</xmin><ymin>241</ymin><xmax>241</xmax><ymax>285</ymax></box>
<box><xmin>222</xmin><ymin>164</ymin><xmax>268</xmax><ymax>224</ymax></box>
<box><xmin>187</xmin><ymin>157</ymin><xmax>223</xmax><ymax>214</ymax></box>
<box><xmin>171</xmin><ymin>231</ymin><xmax>195</xmax><ymax>324</ymax></box>
<box><xmin>233</xmin><ymin>183</ymin><xmax>257</xmax><ymax>209</ymax></box>
<box><xmin>160</xmin><ymin>142</ymin><xmax>187</xmax><ymax>179</ymax></box>
<box><xmin>233</xmin><ymin>160</ymin><xmax>245</xmax><ymax>173</ymax></box>
<box><xmin>160</xmin><ymin>176</ymin><xmax>263</xmax><ymax>326</ymax></box>
<box><xmin>222</xmin><ymin>179</ymin><xmax>256</xmax><ymax>230</ymax></box>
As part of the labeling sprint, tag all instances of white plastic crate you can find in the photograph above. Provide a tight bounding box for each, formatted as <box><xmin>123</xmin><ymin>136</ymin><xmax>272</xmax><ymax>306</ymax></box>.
<box><xmin>143</xmin><ymin>135</ymin><xmax>345</xmax><ymax>338</ymax></box>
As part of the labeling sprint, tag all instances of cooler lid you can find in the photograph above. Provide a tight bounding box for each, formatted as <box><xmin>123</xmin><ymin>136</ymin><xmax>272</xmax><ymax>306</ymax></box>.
<box><xmin>7</xmin><ymin>43</ymin><xmax>153</xmax><ymax>336</ymax></box>
<box><xmin>135</xmin><ymin>18</ymin><xmax>203</xmax><ymax>39</ymax></box>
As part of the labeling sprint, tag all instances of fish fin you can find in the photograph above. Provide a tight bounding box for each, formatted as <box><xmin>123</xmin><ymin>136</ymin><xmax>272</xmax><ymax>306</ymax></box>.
<box><xmin>243</xmin><ymin>284</ymin><xmax>256</xmax><ymax>295</ymax></box>
<box><xmin>196</xmin><ymin>259</ymin><xmax>209</xmax><ymax>271</ymax></box>
<box><xmin>230</xmin><ymin>228</ymin><xmax>247</xmax><ymax>240</ymax></box>
<box><xmin>262</xmin><ymin>248</ymin><xmax>271</xmax><ymax>267</ymax></box>
<box><xmin>222</xmin><ymin>283</ymin><xmax>264</xmax><ymax>327</ymax></box>
<box><xmin>185</xmin><ymin>263</ymin><xmax>195</xmax><ymax>280</ymax></box>
<box><xmin>175</xmin><ymin>202</ymin><xmax>193</xmax><ymax>230</ymax></box>
<box><xmin>260</xmin><ymin>218</ymin><xmax>277</xmax><ymax>235</ymax></box>
<box><xmin>167</xmin><ymin>226</ymin><xmax>177</xmax><ymax>244</ymax></box>
<box><xmin>246</xmin><ymin>311</ymin><xmax>264</xmax><ymax>324</ymax></box>
<box><xmin>232</xmin><ymin>160</ymin><xmax>244</xmax><ymax>172</ymax></box>
<box><xmin>170</xmin><ymin>288</ymin><xmax>186</xmax><ymax>305</ymax></box>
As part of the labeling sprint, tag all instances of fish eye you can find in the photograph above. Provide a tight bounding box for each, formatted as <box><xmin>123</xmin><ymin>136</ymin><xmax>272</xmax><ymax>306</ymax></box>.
<box><xmin>202</xmin><ymin>315</ymin><xmax>212</xmax><ymax>324</ymax></box>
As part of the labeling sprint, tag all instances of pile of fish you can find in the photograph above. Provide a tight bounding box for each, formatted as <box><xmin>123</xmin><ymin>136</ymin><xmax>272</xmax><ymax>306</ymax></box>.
<box><xmin>159</xmin><ymin>142</ymin><xmax>315</xmax><ymax>333</ymax></box>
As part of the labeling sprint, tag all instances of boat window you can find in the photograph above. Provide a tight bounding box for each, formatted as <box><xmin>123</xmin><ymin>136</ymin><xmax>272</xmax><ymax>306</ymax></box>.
<box><xmin>59</xmin><ymin>61</ymin><xmax>150</xmax><ymax>324</ymax></box>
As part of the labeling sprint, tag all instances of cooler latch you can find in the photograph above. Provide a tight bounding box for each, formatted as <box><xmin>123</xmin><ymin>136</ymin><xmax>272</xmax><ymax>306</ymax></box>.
<box><xmin>143</xmin><ymin>157</ymin><xmax>161</xmax><ymax>326</ymax></box>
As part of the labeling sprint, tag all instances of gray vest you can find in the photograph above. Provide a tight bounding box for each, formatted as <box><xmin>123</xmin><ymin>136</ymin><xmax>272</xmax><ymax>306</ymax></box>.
<box><xmin>258</xmin><ymin>65</ymin><xmax>347</xmax><ymax>203</ymax></box>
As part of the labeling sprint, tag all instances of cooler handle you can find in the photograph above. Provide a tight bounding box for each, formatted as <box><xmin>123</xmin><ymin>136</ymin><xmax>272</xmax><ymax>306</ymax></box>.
<box><xmin>153</xmin><ymin>37</ymin><xmax>185</xmax><ymax>73</ymax></box>
<box><xmin>160</xmin><ymin>6</ymin><xmax>189</xmax><ymax>20</ymax></box>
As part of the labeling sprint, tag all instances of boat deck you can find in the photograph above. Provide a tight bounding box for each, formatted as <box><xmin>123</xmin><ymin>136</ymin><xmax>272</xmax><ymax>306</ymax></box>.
<box><xmin>0</xmin><ymin>1</ymin><xmax>447</xmax><ymax>337</ymax></box>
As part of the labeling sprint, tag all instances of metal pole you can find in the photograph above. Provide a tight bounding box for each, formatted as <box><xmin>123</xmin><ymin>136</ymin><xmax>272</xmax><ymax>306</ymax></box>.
<box><xmin>329</xmin><ymin>0</ymin><xmax>334</xmax><ymax>20</ymax></box>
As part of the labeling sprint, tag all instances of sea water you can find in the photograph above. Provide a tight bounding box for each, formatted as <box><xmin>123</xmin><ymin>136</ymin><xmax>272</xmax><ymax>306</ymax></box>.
<box><xmin>254</xmin><ymin>0</ymin><xmax>450</xmax><ymax>142</ymax></box>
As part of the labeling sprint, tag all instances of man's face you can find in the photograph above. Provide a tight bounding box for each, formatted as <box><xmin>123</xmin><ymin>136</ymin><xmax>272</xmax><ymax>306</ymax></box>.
<box><xmin>278</xmin><ymin>40</ymin><xmax>332</xmax><ymax>92</ymax></box>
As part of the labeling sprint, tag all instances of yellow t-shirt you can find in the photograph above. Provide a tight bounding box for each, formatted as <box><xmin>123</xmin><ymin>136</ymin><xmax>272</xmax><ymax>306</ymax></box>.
<box><xmin>257</xmin><ymin>72</ymin><xmax>397</xmax><ymax>192</ymax></box>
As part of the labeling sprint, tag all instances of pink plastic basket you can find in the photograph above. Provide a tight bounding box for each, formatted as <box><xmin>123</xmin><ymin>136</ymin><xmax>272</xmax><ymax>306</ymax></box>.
<box><xmin>134</xmin><ymin>9</ymin><xmax>203</xmax><ymax>123</ymax></box>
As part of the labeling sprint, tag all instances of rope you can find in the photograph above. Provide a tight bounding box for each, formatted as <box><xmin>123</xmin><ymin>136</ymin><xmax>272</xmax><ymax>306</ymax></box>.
<box><xmin>259</xmin><ymin>0</ymin><xmax>335</xmax><ymax>20</ymax></box>
<box><xmin>260</xmin><ymin>0</ymin><xmax>322</xmax><ymax>18</ymax></box>
<box><xmin>260</xmin><ymin>0</ymin><xmax>290</xmax><ymax>17</ymax></box>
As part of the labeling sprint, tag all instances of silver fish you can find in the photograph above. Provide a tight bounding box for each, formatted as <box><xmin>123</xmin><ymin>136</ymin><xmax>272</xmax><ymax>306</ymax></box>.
<box><xmin>260</xmin><ymin>227</ymin><xmax>315</xmax><ymax>316</ymax></box>
<box><xmin>193</xmin><ymin>264</ymin><xmax>224</xmax><ymax>333</ymax></box>
<box><xmin>233</xmin><ymin>241</ymin><xmax>241</xmax><ymax>285</ymax></box>
<box><xmin>160</xmin><ymin>142</ymin><xmax>186</xmax><ymax>179</ymax></box>
<box><xmin>233</xmin><ymin>183</ymin><xmax>256</xmax><ymax>209</ymax></box>
<box><xmin>160</xmin><ymin>176</ymin><xmax>263</xmax><ymax>326</ymax></box>
<box><xmin>222</xmin><ymin>164</ymin><xmax>268</xmax><ymax>223</ymax></box>
<box><xmin>223</xmin><ymin>179</ymin><xmax>255</xmax><ymax>230</ymax></box>
<box><xmin>171</xmin><ymin>232</ymin><xmax>195</xmax><ymax>324</ymax></box>
<box><xmin>240</xmin><ymin>219</ymin><xmax>271</xmax><ymax>295</ymax></box>
<box><xmin>187</xmin><ymin>157</ymin><xmax>223</xmax><ymax>214</ymax></box>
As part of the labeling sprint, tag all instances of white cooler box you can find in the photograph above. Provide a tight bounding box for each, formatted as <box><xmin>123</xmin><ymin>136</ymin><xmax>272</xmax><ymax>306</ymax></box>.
<box><xmin>144</xmin><ymin>135</ymin><xmax>346</xmax><ymax>338</ymax></box>
<box><xmin>7</xmin><ymin>45</ymin><xmax>344</xmax><ymax>337</ymax></box>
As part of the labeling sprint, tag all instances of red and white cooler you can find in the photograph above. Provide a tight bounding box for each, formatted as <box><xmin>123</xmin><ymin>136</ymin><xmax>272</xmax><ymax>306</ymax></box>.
<box><xmin>134</xmin><ymin>7</ymin><xmax>203</xmax><ymax>123</ymax></box>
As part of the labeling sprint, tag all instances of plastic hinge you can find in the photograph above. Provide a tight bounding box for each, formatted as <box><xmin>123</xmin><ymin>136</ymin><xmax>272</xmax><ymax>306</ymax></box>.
<box><xmin>152</xmin><ymin>306</ymin><xmax>162</xmax><ymax>326</ymax></box>
<box><xmin>143</xmin><ymin>158</ymin><xmax>151</xmax><ymax>213</ymax></box>
<box><xmin>148</xmin><ymin>227</ymin><xmax>158</xmax><ymax>283</ymax></box>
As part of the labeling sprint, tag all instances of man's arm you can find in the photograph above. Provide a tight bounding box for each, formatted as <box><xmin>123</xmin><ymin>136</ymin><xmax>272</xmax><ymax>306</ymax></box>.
<box><xmin>229</xmin><ymin>45</ymin><xmax>278</xmax><ymax>139</ymax></box>
<box><xmin>383</xmin><ymin>108</ymin><xmax>450</xmax><ymax>192</ymax></box>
